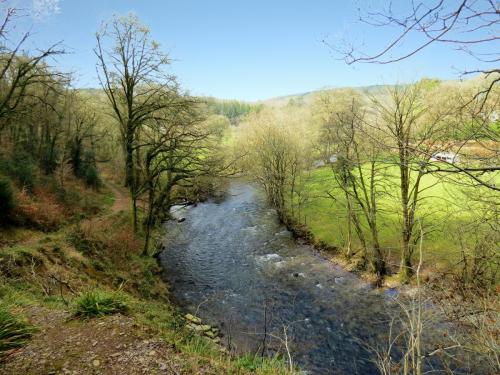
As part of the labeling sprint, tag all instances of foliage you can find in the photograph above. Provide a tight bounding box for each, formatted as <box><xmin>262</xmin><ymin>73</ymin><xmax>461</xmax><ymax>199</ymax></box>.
<box><xmin>5</xmin><ymin>150</ymin><xmax>36</xmax><ymax>190</ymax></box>
<box><xmin>69</xmin><ymin>214</ymin><xmax>141</xmax><ymax>259</ymax></box>
<box><xmin>13</xmin><ymin>187</ymin><xmax>65</xmax><ymax>231</ymax></box>
<box><xmin>73</xmin><ymin>289</ymin><xmax>128</xmax><ymax>319</ymax></box>
<box><xmin>0</xmin><ymin>305</ymin><xmax>35</xmax><ymax>358</ymax></box>
<box><xmin>0</xmin><ymin>176</ymin><xmax>14</xmax><ymax>223</ymax></box>
<box><xmin>205</xmin><ymin>97</ymin><xmax>263</xmax><ymax>124</ymax></box>
<box><xmin>234</xmin><ymin>353</ymin><xmax>292</xmax><ymax>374</ymax></box>
<box><xmin>83</xmin><ymin>164</ymin><xmax>101</xmax><ymax>189</ymax></box>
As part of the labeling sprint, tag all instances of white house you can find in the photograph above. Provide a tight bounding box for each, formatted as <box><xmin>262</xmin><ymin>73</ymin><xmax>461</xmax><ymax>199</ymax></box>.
<box><xmin>430</xmin><ymin>151</ymin><xmax>460</xmax><ymax>163</ymax></box>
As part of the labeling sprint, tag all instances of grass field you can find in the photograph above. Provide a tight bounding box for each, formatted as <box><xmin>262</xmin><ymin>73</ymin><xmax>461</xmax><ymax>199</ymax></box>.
<box><xmin>296</xmin><ymin>165</ymin><xmax>497</xmax><ymax>273</ymax></box>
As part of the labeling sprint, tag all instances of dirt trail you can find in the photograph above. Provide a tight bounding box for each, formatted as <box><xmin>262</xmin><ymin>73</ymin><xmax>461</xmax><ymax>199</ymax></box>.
<box><xmin>2</xmin><ymin>307</ymin><xmax>218</xmax><ymax>375</ymax></box>
<box><xmin>104</xmin><ymin>180</ymin><xmax>130</xmax><ymax>214</ymax></box>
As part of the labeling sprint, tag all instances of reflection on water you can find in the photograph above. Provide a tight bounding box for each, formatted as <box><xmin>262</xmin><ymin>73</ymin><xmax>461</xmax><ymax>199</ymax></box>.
<box><xmin>159</xmin><ymin>181</ymin><xmax>474</xmax><ymax>374</ymax></box>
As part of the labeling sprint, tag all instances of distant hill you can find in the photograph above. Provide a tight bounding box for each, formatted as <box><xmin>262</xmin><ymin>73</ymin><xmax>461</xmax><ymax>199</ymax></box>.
<box><xmin>255</xmin><ymin>84</ymin><xmax>396</xmax><ymax>107</ymax></box>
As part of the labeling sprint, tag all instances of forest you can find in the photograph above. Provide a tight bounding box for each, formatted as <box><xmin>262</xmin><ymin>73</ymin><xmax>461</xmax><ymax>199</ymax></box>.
<box><xmin>0</xmin><ymin>1</ymin><xmax>498</xmax><ymax>375</ymax></box>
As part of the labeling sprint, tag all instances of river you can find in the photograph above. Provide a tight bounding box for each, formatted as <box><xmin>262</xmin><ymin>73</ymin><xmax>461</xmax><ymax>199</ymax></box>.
<box><xmin>158</xmin><ymin>180</ymin><xmax>475</xmax><ymax>374</ymax></box>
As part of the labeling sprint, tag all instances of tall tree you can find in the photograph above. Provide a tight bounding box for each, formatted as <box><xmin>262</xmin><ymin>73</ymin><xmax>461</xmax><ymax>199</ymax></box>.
<box><xmin>94</xmin><ymin>13</ymin><xmax>177</xmax><ymax>231</ymax></box>
<box><xmin>329</xmin><ymin>0</ymin><xmax>500</xmax><ymax>190</ymax></box>
<box><xmin>370</xmin><ymin>83</ymin><xmax>449</xmax><ymax>281</ymax></box>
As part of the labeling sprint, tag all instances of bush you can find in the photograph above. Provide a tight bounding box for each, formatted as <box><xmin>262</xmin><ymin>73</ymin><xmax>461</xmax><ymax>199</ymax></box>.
<box><xmin>73</xmin><ymin>289</ymin><xmax>128</xmax><ymax>319</ymax></box>
<box><xmin>83</xmin><ymin>164</ymin><xmax>101</xmax><ymax>190</ymax></box>
<box><xmin>13</xmin><ymin>188</ymin><xmax>65</xmax><ymax>231</ymax></box>
<box><xmin>0</xmin><ymin>176</ymin><xmax>15</xmax><ymax>223</ymax></box>
<box><xmin>0</xmin><ymin>305</ymin><xmax>35</xmax><ymax>359</ymax></box>
<box><xmin>69</xmin><ymin>216</ymin><xmax>141</xmax><ymax>259</ymax></box>
<box><xmin>9</xmin><ymin>151</ymin><xmax>36</xmax><ymax>189</ymax></box>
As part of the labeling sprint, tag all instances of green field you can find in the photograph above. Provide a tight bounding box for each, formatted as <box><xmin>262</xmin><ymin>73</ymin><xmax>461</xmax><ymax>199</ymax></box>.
<box><xmin>296</xmin><ymin>165</ymin><xmax>496</xmax><ymax>272</ymax></box>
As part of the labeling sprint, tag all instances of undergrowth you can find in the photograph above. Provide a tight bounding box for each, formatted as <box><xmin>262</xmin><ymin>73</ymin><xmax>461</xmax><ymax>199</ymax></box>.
<box><xmin>0</xmin><ymin>305</ymin><xmax>36</xmax><ymax>360</ymax></box>
<box><xmin>73</xmin><ymin>289</ymin><xmax>128</xmax><ymax>319</ymax></box>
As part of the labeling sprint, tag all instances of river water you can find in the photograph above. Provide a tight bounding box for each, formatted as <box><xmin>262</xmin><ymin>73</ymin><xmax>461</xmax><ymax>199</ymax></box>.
<box><xmin>158</xmin><ymin>180</ymin><xmax>473</xmax><ymax>374</ymax></box>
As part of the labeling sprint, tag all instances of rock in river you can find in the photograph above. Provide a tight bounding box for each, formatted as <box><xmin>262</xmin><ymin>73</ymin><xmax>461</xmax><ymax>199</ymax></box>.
<box><xmin>185</xmin><ymin>313</ymin><xmax>201</xmax><ymax>324</ymax></box>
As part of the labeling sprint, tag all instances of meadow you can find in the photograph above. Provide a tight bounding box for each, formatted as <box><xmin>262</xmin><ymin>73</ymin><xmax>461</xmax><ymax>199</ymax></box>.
<box><xmin>297</xmin><ymin>164</ymin><xmax>495</xmax><ymax>273</ymax></box>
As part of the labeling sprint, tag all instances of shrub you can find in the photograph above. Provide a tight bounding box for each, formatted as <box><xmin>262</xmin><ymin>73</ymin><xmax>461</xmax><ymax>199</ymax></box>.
<box><xmin>9</xmin><ymin>150</ymin><xmax>36</xmax><ymax>189</ymax></box>
<box><xmin>69</xmin><ymin>216</ymin><xmax>141</xmax><ymax>259</ymax></box>
<box><xmin>0</xmin><ymin>176</ymin><xmax>15</xmax><ymax>223</ymax></box>
<box><xmin>83</xmin><ymin>165</ymin><xmax>101</xmax><ymax>190</ymax></box>
<box><xmin>73</xmin><ymin>289</ymin><xmax>128</xmax><ymax>319</ymax></box>
<box><xmin>13</xmin><ymin>188</ymin><xmax>65</xmax><ymax>231</ymax></box>
<box><xmin>0</xmin><ymin>305</ymin><xmax>35</xmax><ymax>359</ymax></box>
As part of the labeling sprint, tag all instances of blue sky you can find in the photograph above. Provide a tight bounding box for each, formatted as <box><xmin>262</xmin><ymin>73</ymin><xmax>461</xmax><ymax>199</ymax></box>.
<box><xmin>11</xmin><ymin>0</ymin><xmax>488</xmax><ymax>101</ymax></box>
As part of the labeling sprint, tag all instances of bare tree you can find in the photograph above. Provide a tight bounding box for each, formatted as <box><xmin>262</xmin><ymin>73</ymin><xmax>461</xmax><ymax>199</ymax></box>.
<box><xmin>368</xmin><ymin>83</ymin><xmax>452</xmax><ymax>281</ymax></box>
<box><xmin>138</xmin><ymin>96</ymin><xmax>228</xmax><ymax>255</ymax></box>
<box><xmin>315</xmin><ymin>91</ymin><xmax>387</xmax><ymax>278</ymax></box>
<box><xmin>328</xmin><ymin>0</ymin><xmax>500</xmax><ymax>190</ymax></box>
<box><xmin>0</xmin><ymin>4</ymin><xmax>64</xmax><ymax>129</ymax></box>
<box><xmin>94</xmin><ymin>13</ymin><xmax>177</xmax><ymax>231</ymax></box>
<box><xmin>240</xmin><ymin>109</ymin><xmax>309</xmax><ymax>223</ymax></box>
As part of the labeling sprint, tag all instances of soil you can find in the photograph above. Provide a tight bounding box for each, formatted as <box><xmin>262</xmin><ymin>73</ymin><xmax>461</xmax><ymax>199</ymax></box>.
<box><xmin>2</xmin><ymin>306</ymin><xmax>218</xmax><ymax>375</ymax></box>
<box><xmin>104</xmin><ymin>181</ymin><xmax>129</xmax><ymax>214</ymax></box>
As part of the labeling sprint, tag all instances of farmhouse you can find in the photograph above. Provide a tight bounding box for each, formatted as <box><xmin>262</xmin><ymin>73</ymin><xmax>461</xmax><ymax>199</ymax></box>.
<box><xmin>430</xmin><ymin>151</ymin><xmax>460</xmax><ymax>163</ymax></box>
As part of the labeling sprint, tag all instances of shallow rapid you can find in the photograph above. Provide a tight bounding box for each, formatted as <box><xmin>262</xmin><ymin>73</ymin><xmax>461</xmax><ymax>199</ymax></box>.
<box><xmin>159</xmin><ymin>180</ymin><xmax>403</xmax><ymax>374</ymax></box>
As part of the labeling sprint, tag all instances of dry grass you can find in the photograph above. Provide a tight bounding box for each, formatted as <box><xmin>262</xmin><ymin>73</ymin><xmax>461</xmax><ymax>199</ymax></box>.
<box><xmin>13</xmin><ymin>188</ymin><xmax>65</xmax><ymax>231</ymax></box>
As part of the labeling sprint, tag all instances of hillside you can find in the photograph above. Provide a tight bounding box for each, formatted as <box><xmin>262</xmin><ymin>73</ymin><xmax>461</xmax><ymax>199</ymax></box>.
<box><xmin>0</xmin><ymin>171</ymin><xmax>292</xmax><ymax>374</ymax></box>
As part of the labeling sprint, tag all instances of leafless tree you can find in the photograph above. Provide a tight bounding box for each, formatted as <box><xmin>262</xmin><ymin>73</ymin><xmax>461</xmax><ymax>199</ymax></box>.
<box><xmin>95</xmin><ymin>13</ymin><xmax>177</xmax><ymax>231</ymax></box>
<box><xmin>327</xmin><ymin>0</ymin><xmax>500</xmax><ymax>190</ymax></box>
<box><xmin>0</xmin><ymin>4</ymin><xmax>64</xmax><ymax>129</ymax></box>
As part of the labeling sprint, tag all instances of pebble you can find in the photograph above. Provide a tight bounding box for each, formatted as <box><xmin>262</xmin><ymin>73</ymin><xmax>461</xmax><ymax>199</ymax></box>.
<box><xmin>92</xmin><ymin>359</ymin><xmax>100</xmax><ymax>367</ymax></box>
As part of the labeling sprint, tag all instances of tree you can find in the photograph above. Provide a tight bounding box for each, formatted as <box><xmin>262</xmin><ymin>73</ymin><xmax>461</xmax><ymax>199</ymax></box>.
<box><xmin>238</xmin><ymin>108</ymin><xmax>311</xmax><ymax>222</ymax></box>
<box><xmin>138</xmin><ymin>95</ymin><xmax>227</xmax><ymax>255</ymax></box>
<box><xmin>0</xmin><ymin>5</ymin><xmax>64</xmax><ymax>130</ymax></box>
<box><xmin>329</xmin><ymin>0</ymin><xmax>499</xmax><ymax>190</ymax></box>
<box><xmin>370</xmin><ymin>83</ymin><xmax>450</xmax><ymax>281</ymax></box>
<box><xmin>95</xmin><ymin>13</ymin><xmax>177</xmax><ymax>231</ymax></box>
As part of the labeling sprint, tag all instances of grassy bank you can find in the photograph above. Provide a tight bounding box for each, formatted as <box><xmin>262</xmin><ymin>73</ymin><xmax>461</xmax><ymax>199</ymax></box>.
<box><xmin>294</xmin><ymin>165</ymin><xmax>498</xmax><ymax>280</ymax></box>
<box><xmin>0</xmin><ymin>175</ymin><xmax>294</xmax><ymax>374</ymax></box>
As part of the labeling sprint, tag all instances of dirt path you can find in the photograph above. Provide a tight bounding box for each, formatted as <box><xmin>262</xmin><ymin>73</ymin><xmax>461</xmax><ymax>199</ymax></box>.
<box><xmin>104</xmin><ymin>180</ymin><xmax>130</xmax><ymax>214</ymax></box>
<box><xmin>2</xmin><ymin>307</ymin><xmax>217</xmax><ymax>375</ymax></box>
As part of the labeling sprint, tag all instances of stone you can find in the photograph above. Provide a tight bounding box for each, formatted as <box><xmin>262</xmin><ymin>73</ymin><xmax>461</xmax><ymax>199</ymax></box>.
<box><xmin>148</xmin><ymin>350</ymin><xmax>156</xmax><ymax>356</ymax></box>
<box><xmin>177</xmin><ymin>217</ymin><xmax>186</xmax><ymax>223</ymax></box>
<box><xmin>204</xmin><ymin>329</ymin><xmax>218</xmax><ymax>339</ymax></box>
<box><xmin>92</xmin><ymin>359</ymin><xmax>100</xmax><ymax>367</ymax></box>
<box><xmin>185</xmin><ymin>313</ymin><xmax>201</xmax><ymax>324</ymax></box>
<box><xmin>200</xmin><ymin>324</ymin><xmax>211</xmax><ymax>332</ymax></box>
<box><xmin>193</xmin><ymin>325</ymin><xmax>205</xmax><ymax>332</ymax></box>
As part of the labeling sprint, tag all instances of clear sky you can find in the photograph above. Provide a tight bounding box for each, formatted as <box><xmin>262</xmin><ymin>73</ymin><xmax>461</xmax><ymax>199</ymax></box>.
<box><xmin>10</xmin><ymin>0</ymin><xmax>489</xmax><ymax>101</ymax></box>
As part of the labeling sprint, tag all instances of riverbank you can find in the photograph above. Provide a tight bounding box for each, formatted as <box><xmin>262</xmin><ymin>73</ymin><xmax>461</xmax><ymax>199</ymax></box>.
<box><xmin>281</xmin><ymin>214</ymin><xmax>411</xmax><ymax>291</ymax></box>
<box><xmin>159</xmin><ymin>180</ymin><xmax>419</xmax><ymax>374</ymax></box>
<box><xmin>0</xmin><ymin>176</ymin><xmax>294</xmax><ymax>374</ymax></box>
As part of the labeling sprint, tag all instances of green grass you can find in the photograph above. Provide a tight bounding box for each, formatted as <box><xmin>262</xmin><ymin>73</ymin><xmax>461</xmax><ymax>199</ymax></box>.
<box><xmin>73</xmin><ymin>289</ymin><xmax>129</xmax><ymax>319</ymax></box>
<box><xmin>0</xmin><ymin>176</ymin><xmax>296</xmax><ymax>374</ymax></box>
<box><xmin>297</xmin><ymin>165</ymin><xmax>498</xmax><ymax>271</ymax></box>
<box><xmin>0</xmin><ymin>304</ymin><xmax>36</xmax><ymax>358</ymax></box>
<box><xmin>234</xmin><ymin>353</ymin><xmax>294</xmax><ymax>374</ymax></box>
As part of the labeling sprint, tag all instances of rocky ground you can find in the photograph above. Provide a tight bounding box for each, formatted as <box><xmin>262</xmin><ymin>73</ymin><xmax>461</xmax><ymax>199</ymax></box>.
<box><xmin>1</xmin><ymin>306</ymin><xmax>201</xmax><ymax>375</ymax></box>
